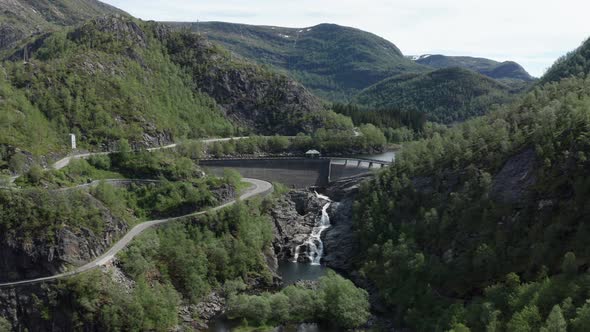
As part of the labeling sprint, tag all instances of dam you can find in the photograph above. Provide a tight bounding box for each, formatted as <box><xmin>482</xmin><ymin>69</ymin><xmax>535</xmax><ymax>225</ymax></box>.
<box><xmin>199</xmin><ymin>157</ymin><xmax>390</xmax><ymax>188</ymax></box>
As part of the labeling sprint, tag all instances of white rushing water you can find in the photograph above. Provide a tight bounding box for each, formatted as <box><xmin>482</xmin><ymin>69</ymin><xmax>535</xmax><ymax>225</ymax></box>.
<box><xmin>293</xmin><ymin>192</ymin><xmax>332</xmax><ymax>265</ymax></box>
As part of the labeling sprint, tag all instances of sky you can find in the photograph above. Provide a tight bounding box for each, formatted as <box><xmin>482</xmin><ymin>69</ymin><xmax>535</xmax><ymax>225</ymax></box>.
<box><xmin>103</xmin><ymin>0</ymin><xmax>590</xmax><ymax>77</ymax></box>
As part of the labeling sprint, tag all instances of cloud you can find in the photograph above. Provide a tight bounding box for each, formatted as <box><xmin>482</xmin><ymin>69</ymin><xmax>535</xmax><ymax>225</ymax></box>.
<box><xmin>104</xmin><ymin>0</ymin><xmax>590</xmax><ymax>77</ymax></box>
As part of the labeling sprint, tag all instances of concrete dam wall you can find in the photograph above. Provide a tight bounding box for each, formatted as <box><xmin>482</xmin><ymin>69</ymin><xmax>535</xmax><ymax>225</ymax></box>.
<box><xmin>200</xmin><ymin>158</ymin><xmax>382</xmax><ymax>188</ymax></box>
<box><xmin>200</xmin><ymin>159</ymin><xmax>332</xmax><ymax>188</ymax></box>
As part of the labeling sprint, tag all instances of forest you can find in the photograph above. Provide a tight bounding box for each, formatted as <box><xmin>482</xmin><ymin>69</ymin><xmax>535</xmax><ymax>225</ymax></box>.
<box><xmin>353</xmin><ymin>68</ymin><xmax>516</xmax><ymax>124</ymax></box>
<box><xmin>352</xmin><ymin>70</ymin><xmax>590</xmax><ymax>330</ymax></box>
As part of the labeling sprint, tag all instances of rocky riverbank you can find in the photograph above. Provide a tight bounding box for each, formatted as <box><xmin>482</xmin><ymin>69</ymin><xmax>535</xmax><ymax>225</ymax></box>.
<box><xmin>269</xmin><ymin>190</ymin><xmax>326</xmax><ymax>263</ymax></box>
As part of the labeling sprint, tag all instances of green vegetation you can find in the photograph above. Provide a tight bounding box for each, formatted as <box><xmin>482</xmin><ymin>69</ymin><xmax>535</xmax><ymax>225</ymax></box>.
<box><xmin>0</xmin><ymin>188</ymin><xmax>123</xmax><ymax>243</ymax></box>
<box><xmin>226</xmin><ymin>271</ymin><xmax>370</xmax><ymax>329</ymax></box>
<box><xmin>541</xmin><ymin>38</ymin><xmax>590</xmax><ymax>85</ymax></box>
<box><xmin>4</xmin><ymin>149</ymin><xmax>240</xmax><ymax>245</ymax></box>
<box><xmin>52</xmin><ymin>269</ymin><xmax>181</xmax><ymax>331</ymax></box>
<box><xmin>172</xmin><ymin>21</ymin><xmax>428</xmax><ymax>101</ymax></box>
<box><xmin>414</xmin><ymin>54</ymin><xmax>534</xmax><ymax>83</ymax></box>
<box><xmin>32</xmin><ymin>200</ymin><xmax>274</xmax><ymax>331</ymax></box>
<box><xmin>353</xmin><ymin>67</ymin><xmax>515</xmax><ymax>123</ymax></box>
<box><xmin>0</xmin><ymin>0</ymin><xmax>125</xmax><ymax>51</ymax></box>
<box><xmin>120</xmin><ymin>202</ymin><xmax>273</xmax><ymax>302</ymax></box>
<box><xmin>0</xmin><ymin>68</ymin><xmax>60</xmax><ymax>155</ymax></box>
<box><xmin>4</xmin><ymin>17</ymin><xmax>233</xmax><ymax>150</ymax></box>
<box><xmin>160</xmin><ymin>29</ymin><xmax>329</xmax><ymax>135</ymax></box>
<box><xmin>353</xmin><ymin>74</ymin><xmax>590</xmax><ymax>330</ymax></box>
<box><xmin>332</xmin><ymin>103</ymin><xmax>426</xmax><ymax>143</ymax></box>
<box><xmin>206</xmin><ymin>127</ymin><xmax>387</xmax><ymax>157</ymax></box>
<box><xmin>0</xmin><ymin>316</ymin><xmax>11</xmax><ymax>332</ymax></box>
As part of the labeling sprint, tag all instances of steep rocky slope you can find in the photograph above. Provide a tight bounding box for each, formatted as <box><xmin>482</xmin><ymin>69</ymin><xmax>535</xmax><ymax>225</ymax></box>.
<box><xmin>158</xmin><ymin>30</ymin><xmax>324</xmax><ymax>135</ymax></box>
<box><xmin>0</xmin><ymin>189</ymin><xmax>129</xmax><ymax>282</ymax></box>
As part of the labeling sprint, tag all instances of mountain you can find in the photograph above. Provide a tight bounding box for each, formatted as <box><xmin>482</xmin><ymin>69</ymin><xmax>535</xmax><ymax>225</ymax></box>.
<box><xmin>0</xmin><ymin>0</ymin><xmax>126</xmax><ymax>51</ymax></box>
<box><xmin>410</xmin><ymin>54</ymin><xmax>535</xmax><ymax>83</ymax></box>
<box><xmin>0</xmin><ymin>15</ymin><xmax>328</xmax><ymax>161</ymax></box>
<box><xmin>540</xmin><ymin>37</ymin><xmax>590</xmax><ymax>84</ymax></box>
<box><xmin>167</xmin><ymin>21</ymin><xmax>429</xmax><ymax>101</ymax></box>
<box><xmin>351</xmin><ymin>37</ymin><xmax>590</xmax><ymax>331</ymax></box>
<box><xmin>352</xmin><ymin>67</ymin><xmax>514</xmax><ymax>123</ymax></box>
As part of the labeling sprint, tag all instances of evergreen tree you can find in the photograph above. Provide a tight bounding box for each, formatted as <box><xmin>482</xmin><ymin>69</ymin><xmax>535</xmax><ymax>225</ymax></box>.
<box><xmin>540</xmin><ymin>305</ymin><xmax>567</xmax><ymax>332</ymax></box>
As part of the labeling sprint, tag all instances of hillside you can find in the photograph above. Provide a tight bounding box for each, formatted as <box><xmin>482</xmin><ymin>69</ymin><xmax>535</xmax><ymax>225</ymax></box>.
<box><xmin>0</xmin><ymin>0</ymin><xmax>126</xmax><ymax>51</ymax></box>
<box><xmin>412</xmin><ymin>54</ymin><xmax>534</xmax><ymax>82</ymax></box>
<box><xmin>0</xmin><ymin>15</ymin><xmax>330</xmax><ymax>171</ymax></box>
<box><xmin>168</xmin><ymin>21</ymin><xmax>428</xmax><ymax>101</ymax></box>
<box><xmin>351</xmin><ymin>38</ymin><xmax>590</xmax><ymax>331</ymax></box>
<box><xmin>352</xmin><ymin>67</ymin><xmax>514</xmax><ymax>123</ymax></box>
<box><xmin>540</xmin><ymin>37</ymin><xmax>590</xmax><ymax>84</ymax></box>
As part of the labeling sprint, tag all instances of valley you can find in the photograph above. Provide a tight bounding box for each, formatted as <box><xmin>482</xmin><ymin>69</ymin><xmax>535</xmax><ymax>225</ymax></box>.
<box><xmin>0</xmin><ymin>0</ymin><xmax>589</xmax><ymax>331</ymax></box>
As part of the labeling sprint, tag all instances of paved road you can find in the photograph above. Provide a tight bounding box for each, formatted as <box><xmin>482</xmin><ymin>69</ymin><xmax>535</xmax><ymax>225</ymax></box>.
<box><xmin>5</xmin><ymin>136</ymin><xmax>280</xmax><ymax>180</ymax></box>
<box><xmin>52</xmin><ymin>137</ymin><xmax>252</xmax><ymax>171</ymax></box>
<box><xmin>0</xmin><ymin>177</ymin><xmax>272</xmax><ymax>288</ymax></box>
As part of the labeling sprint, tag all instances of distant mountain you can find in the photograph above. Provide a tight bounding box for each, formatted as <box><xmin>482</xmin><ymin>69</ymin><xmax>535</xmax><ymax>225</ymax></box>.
<box><xmin>353</xmin><ymin>67</ymin><xmax>514</xmax><ymax>123</ymax></box>
<box><xmin>167</xmin><ymin>21</ymin><xmax>429</xmax><ymax>101</ymax></box>
<box><xmin>540</xmin><ymin>37</ymin><xmax>590</xmax><ymax>84</ymax></box>
<box><xmin>409</xmin><ymin>54</ymin><xmax>534</xmax><ymax>83</ymax></box>
<box><xmin>0</xmin><ymin>0</ymin><xmax>126</xmax><ymax>51</ymax></box>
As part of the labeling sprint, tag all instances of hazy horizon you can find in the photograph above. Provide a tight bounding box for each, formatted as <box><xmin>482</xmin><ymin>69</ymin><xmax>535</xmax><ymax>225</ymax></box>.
<box><xmin>103</xmin><ymin>0</ymin><xmax>590</xmax><ymax>77</ymax></box>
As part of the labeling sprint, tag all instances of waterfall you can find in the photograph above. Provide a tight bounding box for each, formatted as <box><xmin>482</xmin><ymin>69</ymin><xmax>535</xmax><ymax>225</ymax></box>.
<box><xmin>293</xmin><ymin>192</ymin><xmax>332</xmax><ymax>265</ymax></box>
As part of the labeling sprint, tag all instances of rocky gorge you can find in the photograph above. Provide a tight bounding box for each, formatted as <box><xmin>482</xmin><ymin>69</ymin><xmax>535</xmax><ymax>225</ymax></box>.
<box><xmin>0</xmin><ymin>173</ymin><xmax>374</xmax><ymax>331</ymax></box>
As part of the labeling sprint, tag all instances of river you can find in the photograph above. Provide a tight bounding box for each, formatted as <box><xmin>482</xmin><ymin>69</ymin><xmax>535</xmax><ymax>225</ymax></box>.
<box><xmin>207</xmin><ymin>192</ymin><xmax>335</xmax><ymax>331</ymax></box>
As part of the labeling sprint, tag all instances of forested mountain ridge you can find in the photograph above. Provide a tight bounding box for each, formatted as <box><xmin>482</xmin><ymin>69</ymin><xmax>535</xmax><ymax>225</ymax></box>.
<box><xmin>352</xmin><ymin>67</ymin><xmax>515</xmax><ymax>123</ymax></box>
<box><xmin>168</xmin><ymin>21</ymin><xmax>429</xmax><ymax>101</ymax></box>
<box><xmin>1</xmin><ymin>16</ymin><xmax>233</xmax><ymax>157</ymax></box>
<box><xmin>540</xmin><ymin>37</ymin><xmax>590</xmax><ymax>85</ymax></box>
<box><xmin>0</xmin><ymin>15</ymin><xmax>334</xmax><ymax>169</ymax></box>
<box><xmin>0</xmin><ymin>0</ymin><xmax>126</xmax><ymax>51</ymax></box>
<box><xmin>352</xmin><ymin>37</ymin><xmax>590</xmax><ymax>331</ymax></box>
<box><xmin>411</xmin><ymin>54</ymin><xmax>534</xmax><ymax>82</ymax></box>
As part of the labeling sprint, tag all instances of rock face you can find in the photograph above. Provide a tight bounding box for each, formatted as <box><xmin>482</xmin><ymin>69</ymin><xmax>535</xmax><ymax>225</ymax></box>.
<box><xmin>160</xmin><ymin>32</ymin><xmax>324</xmax><ymax>135</ymax></box>
<box><xmin>490</xmin><ymin>148</ymin><xmax>537</xmax><ymax>205</ymax></box>
<box><xmin>321</xmin><ymin>175</ymin><xmax>371</xmax><ymax>271</ymax></box>
<box><xmin>179</xmin><ymin>291</ymin><xmax>226</xmax><ymax>330</ymax></box>
<box><xmin>269</xmin><ymin>190</ymin><xmax>324</xmax><ymax>262</ymax></box>
<box><xmin>321</xmin><ymin>199</ymin><xmax>356</xmax><ymax>271</ymax></box>
<box><xmin>0</xmin><ymin>194</ymin><xmax>128</xmax><ymax>282</ymax></box>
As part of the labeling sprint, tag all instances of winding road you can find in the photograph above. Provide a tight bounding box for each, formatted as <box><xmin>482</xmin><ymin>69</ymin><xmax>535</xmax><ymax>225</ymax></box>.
<box><xmin>0</xmin><ymin>137</ymin><xmax>272</xmax><ymax>288</ymax></box>
<box><xmin>0</xmin><ymin>177</ymin><xmax>272</xmax><ymax>288</ymax></box>
<box><xmin>52</xmin><ymin>137</ymin><xmax>251</xmax><ymax>171</ymax></box>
